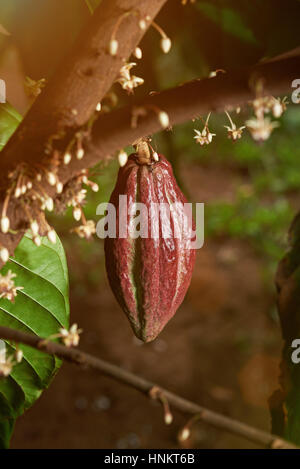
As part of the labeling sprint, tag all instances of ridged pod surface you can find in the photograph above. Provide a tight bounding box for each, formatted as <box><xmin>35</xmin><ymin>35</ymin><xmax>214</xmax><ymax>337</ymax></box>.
<box><xmin>105</xmin><ymin>153</ymin><xmax>196</xmax><ymax>342</ymax></box>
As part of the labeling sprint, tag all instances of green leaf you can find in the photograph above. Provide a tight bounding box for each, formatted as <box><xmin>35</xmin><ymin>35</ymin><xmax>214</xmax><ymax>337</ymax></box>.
<box><xmin>0</xmin><ymin>102</ymin><xmax>22</xmax><ymax>151</ymax></box>
<box><xmin>84</xmin><ymin>0</ymin><xmax>102</xmax><ymax>14</ymax></box>
<box><xmin>197</xmin><ymin>2</ymin><xmax>258</xmax><ymax>45</ymax></box>
<box><xmin>0</xmin><ymin>234</ymin><xmax>70</xmax><ymax>448</ymax></box>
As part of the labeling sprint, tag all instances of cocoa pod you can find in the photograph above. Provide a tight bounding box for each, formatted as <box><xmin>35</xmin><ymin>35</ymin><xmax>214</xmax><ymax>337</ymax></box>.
<box><xmin>104</xmin><ymin>153</ymin><xmax>196</xmax><ymax>342</ymax></box>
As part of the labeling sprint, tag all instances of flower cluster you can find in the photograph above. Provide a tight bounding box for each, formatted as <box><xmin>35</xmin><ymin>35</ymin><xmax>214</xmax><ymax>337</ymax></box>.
<box><xmin>0</xmin><ymin>270</ymin><xmax>23</xmax><ymax>302</ymax></box>
<box><xmin>246</xmin><ymin>88</ymin><xmax>288</xmax><ymax>142</ymax></box>
<box><xmin>72</xmin><ymin>220</ymin><xmax>96</xmax><ymax>240</ymax></box>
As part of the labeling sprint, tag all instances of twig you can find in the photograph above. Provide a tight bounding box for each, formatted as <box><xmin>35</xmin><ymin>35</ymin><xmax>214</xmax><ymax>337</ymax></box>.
<box><xmin>0</xmin><ymin>326</ymin><xmax>296</xmax><ymax>449</ymax></box>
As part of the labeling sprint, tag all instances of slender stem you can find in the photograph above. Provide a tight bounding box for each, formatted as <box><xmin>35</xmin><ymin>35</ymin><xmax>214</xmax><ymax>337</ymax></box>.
<box><xmin>111</xmin><ymin>10</ymin><xmax>139</xmax><ymax>41</ymax></box>
<box><xmin>151</xmin><ymin>20</ymin><xmax>168</xmax><ymax>39</ymax></box>
<box><xmin>0</xmin><ymin>325</ymin><xmax>296</xmax><ymax>449</ymax></box>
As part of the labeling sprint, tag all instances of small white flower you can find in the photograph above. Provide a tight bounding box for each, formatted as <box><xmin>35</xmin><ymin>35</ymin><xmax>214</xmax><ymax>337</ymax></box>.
<box><xmin>120</xmin><ymin>62</ymin><xmax>136</xmax><ymax>80</ymax></box>
<box><xmin>160</xmin><ymin>37</ymin><xmax>172</xmax><ymax>54</ymax></box>
<box><xmin>194</xmin><ymin>113</ymin><xmax>216</xmax><ymax>146</ymax></box>
<box><xmin>164</xmin><ymin>412</ymin><xmax>173</xmax><ymax>425</ymax></box>
<box><xmin>64</xmin><ymin>152</ymin><xmax>72</xmax><ymax>165</ymax></box>
<box><xmin>30</xmin><ymin>220</ymin><xmax>39</xmax><ymax>236</ymax></box>
<box><xmin>47</xmin><ymin>172</ymin><xmax>57</xmax><ymax>186</ymax></box>
<box><xmin>1</xmin><ymin>216</ymin><xmax>10</xmax><ymax>234</ymax></box>
<box><xmin>0</xmin><ymin>355</ymin><xmax>14</xmax><ymax>377</ymax></box>
<box><xmin>117</xmin><ymin>63</ymin><xmax>144</xmax><ymax>93</ymax></box>
<box><xmin>76</xmin><ymin>148</ymin><xmax>85</xmax><ymax>160</ymax></box>
<box><xmin>45</xmin><ymin>197</ymin><xmax>54</xmax><ymax>211</ymax></box>
<box><xmin>91</xmin><ymin>183</ymin><xmax>99</xmax><ymax>192</ymax></box>
<box><xmin>14</xmin><ymin>187</ymin><xmax>21</xmax><ymax>198</ymax></box>
<box><xmin>134</xmin><ymin>47</ymin><xmax>142</xmax><ymax>59</ymax></box>
<box><xmin>246</xmin><ymin>116</ymin><xmax>279</xmax><ymax>141</ymax></box>
<box><xmin>139</xmin><ymin>19</ymin><xmax>147</xmax><ymax>30</ymax></box>
<box><xmin>118</xmin><ymin>151</ymin><xmax>128</xmax><ymax>167</ymax></box>
<box><xmin>178</xmin><ymin>427</ymin><xmax>190</xmax><ymax>442</ymax></box>
<box><xmin>0</xmin><ymin>247</ymin><xmax>9</xmax><ymax>263</ymax></box>
<box><xmin>224</xmin><ymin>111</ymin><xmax>245</xmax><ymax>141</ymax></box>
<box><xmin>33</xmin><ymin>236</ymin><xmax>41</xmax><ymax>247</ymax></box>
<box><xmin>72</xmin><ymin>220</ymin><xmax>96</xmax><ymax>240</ymax></box>
<box><xmin>158</xmin><ymin>111</ymin><xmax>170</xmax><ymax>129</ymax></box>
<box><xmin>271</xmin><ymin>97</ymin><xmax>288</xmax><ymax>118</ymax></box>
<box><xmin>56</xmin><ymin>182</ymin><xmax>63</xmax><ymax>194</ymax></box>
<box><xmin>59</xmin><ymin>324</ymin><xmax>82</xmax><ymax>348</ymax></box>
<box><xmin>194</xmin><ymin>128</ymin><xmax>216</xmax><ymax>146</ymax></box>
<box><xmin>47</xmin><ymin>229</ymin><xmax>56</xmax><ymax>244</ymax></box>
<box><xmin>0</xmin><ymin>270</ymin><xmax>23</xmax><ymax>302</ymax></box>
<box><xmin>108</xmin><ymin>39</ymin><xmax>118</xmax><ymax>56</ymax></box>
<box><xmin>68</xmin><ymin>189</ymin><xmax>87</xmax><ymax>208</ymax></box>
<box><xmin>73</xmin><ymin>207</ymin><xmax>82</xmax><ymax>221</ymax></box>
<box><xmin>15</xmin><ymin>349</ymin><xmax>23</xmax><ymax>363</ymax></box>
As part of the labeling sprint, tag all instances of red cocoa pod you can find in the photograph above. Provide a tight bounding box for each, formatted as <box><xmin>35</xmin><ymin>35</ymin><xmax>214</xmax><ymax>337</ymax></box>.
<box><xmin>104</xmin><ymin>153</ymin><xmax>196</xmax><ymax>342</ymax></box>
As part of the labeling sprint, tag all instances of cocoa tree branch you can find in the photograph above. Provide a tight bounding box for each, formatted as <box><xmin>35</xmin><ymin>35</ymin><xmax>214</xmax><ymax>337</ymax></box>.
<box><xmin>0</xmin><ymin>0</ymin><xmax>167</xmax><ymax>264</ymax></box>
<box><xmin>2</xmin><ymin>53</ymin><xmax>299</xmax><ymax>267</ymax></box>
<box><xmin>1</xmin><ymin>54</ymin><xmax>300</xmax><ymax>266</ymax></box>
<box><xmin>0</xmin><ymin>325</ymin><xmax>297</xmax><ymax>449</ymax></box>
<box><xmin>69</xmin><ymin>54</ymin><xmax>300</xmax><ymax>177</ymax></box>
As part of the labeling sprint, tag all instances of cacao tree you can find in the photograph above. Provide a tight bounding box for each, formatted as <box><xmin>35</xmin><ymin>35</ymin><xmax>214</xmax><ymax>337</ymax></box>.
<box><xmin>0</xmin><ymin>0</ymin><xmax>300</xmax><ymax>449</ymax></box>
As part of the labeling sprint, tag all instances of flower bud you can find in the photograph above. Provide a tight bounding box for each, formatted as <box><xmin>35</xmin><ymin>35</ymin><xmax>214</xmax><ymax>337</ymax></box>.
<box><xmin>158</xmin><ymin>111</ymin><xmax>170</xmax><ymax>129</ymax></box>
<box><xmin>1</xmin><ymin>216</ymin><xmax>10</xmax><ymax>234</ymax></box>
<box><xmin>118</xmin><ymin>151</ymin><xmax>128</xmax><ymax>167</ymax></box>
<box><xmin>64</xmin><ymin>152</ymin><xmax>72</xmax><ymax>165</ymax></box>
<box><xmin>109</xmin><ymin>39</ymin><xmax>118</xmax><ymax>56</ymax></box>
<box><xmin>134</xmin><ymin>47</ymin><xmax>142</xmax><ymax>59</ymax></box>
<box><xmin>30</xmin><ymin>220</ymin><xmax>39</xmax><ymax>236</ymax></box>
<box><xmin>160</xmin><ymin>37</ymin><xmax>172</xmax><ymax>54</ymax></box>
<box><xmin>0</xmin><ymin>247</ymin><xmax>9</xmax><ymax>263</ymax></box>
<box><xmin>47</xmin><ymin>229</ymin><xmax>56</xmax><ymax>244</ymax></box>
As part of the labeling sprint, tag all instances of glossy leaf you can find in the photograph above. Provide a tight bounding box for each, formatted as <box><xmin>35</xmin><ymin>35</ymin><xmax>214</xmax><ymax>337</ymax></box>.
<box><xmin>0</xmin><ymin>102</ymin><xmax>22</xmax><ymax>150</ymax></box>
<box><xmin>0</xmin><ymin>235</ymin><xmax>70</xmax><ymax>448</ymax></box>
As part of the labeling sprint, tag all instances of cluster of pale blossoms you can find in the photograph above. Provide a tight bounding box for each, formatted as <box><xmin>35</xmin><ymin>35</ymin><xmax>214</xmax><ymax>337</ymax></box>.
<box><xmin>0</xmin><ymin>323</ymin><xmax>82</xmax><ymax>378</ymax></box>
<box><xmin>246</xmin><ymin>96</ymin><xmax>287</xmax><ymax>141</ymax></box>
<box><xmin>193</xmin><ymin>73</ymin><xmax>288</xmax><ymax>146</ymax></box>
